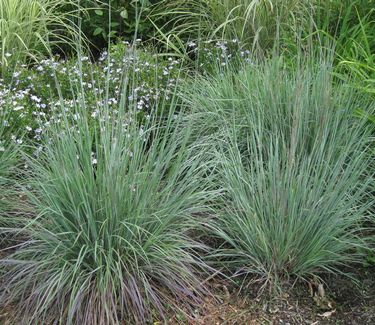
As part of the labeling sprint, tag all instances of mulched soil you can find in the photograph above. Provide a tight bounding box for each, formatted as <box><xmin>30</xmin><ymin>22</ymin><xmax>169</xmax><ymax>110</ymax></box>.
<box><xmin>166</xmin><ymin>266</ymin><xmax>375</xmax><ymax>325</ymax></box>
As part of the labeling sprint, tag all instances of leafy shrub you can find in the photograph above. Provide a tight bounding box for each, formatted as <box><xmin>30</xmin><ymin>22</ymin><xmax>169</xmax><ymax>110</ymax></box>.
<box><xmin>0</xmin><ymin>67</ymin><xmax>216</xmax><ymax>323</ymax></box>
<box><xmin>73</xmin><ymin>0</ymin><xmax>159</xmax><ymax>51</ymax></box>
<box><xmin>185</xmin><ymin>57</ymin><xmax>375</xmax><ymax>290</ymax></box>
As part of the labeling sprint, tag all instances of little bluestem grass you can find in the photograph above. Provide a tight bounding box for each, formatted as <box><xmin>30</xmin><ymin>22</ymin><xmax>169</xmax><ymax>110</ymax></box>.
<box><xmin>184</xmin><ymin>56</ymin><xmax>375</xmax><ymax>291</ymax></box>
<box><xmin>0</xmin><ymin>65</ymin><xmax>217</xmax><ymax>324</ymax></box>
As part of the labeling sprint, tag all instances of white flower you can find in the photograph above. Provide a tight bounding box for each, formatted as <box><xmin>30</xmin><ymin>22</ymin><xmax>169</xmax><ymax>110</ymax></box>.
<box><xmin>99</xmin><ymin>51</ymin><xmax>108</xmax><ymax>61</ymax></box>
<box><xmin>33</xmin><ymin>146</ymin><xmax>43</xmax><ymax>156</ymax></box>
<box><xmin>31</xmin><ymin>95</ymin><xmax>41</xmax><ymax>103</ymax></box>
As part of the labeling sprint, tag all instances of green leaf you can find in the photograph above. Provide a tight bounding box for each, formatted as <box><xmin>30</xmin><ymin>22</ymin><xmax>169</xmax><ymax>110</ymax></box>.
<box><xmin>93</xmin><ymin>27</ymin><xmax>104</xmax><ymax>36</ymax></box>
<box><xmin>120</xmin><ymin>9</ymin><xmax>128</xmax><ymax>19</ymax></box>
<box><xmin>108</xmin><ymin>30</ymin><xmax>118</xmax><ymax>38</ymax></box>
<box><xmin>94</xmin><ymin>9</ymin><xmax>104</xmax><ymax>16</ymax></box>
<box><xmin>110</xmin><ymin>22</ymin><xmax>120</xmax><ymax>28</ymax></box>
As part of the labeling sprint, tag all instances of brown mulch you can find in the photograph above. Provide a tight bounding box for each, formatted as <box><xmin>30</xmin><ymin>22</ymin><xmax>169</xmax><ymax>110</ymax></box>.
<box><xmin>165</xmin><ymin>266</ymin><xmax>375</xmax><ymax>325</ymax></box>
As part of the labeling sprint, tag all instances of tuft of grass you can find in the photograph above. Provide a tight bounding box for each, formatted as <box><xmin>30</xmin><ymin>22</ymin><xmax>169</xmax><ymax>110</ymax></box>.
<box><xmin>152</xmin><ymin>0</ymin><xmax>313</xmax><ymax>53</ymax></box>
<box><xmin>335</xmin><ymin>11</ymin><xmax>375</xmax><ymax>97</ymax></box>
<box><xmin>315</xmin><ymin>0</ymin><xmax>375</xmax><ymax>96</ymax></box>
<box><xmin>0</xmin><ymin>101</ymin><xmax>18</xmax><ymax>230</ymax></box>
<box><xmin>185</xmin><ymin>57</ymin><xmax>375</xmax><ymax>291</ymax></box>
<box><xmin>0</xmin><ymin>0</ymin><xmax>82</xmax><ymax>75</ymax></box>
<box><xmin>0</xmin><ymin>72</ymin><xmax>217</xmax><ymax>324</ymax></box>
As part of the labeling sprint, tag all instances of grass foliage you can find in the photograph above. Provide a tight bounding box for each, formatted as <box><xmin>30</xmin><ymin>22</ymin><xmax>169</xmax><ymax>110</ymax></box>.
<box><xmin>316</xmin><ymin>0</ymin><xmax>375</xmax><ymax>96</ymax></box>
<box><xmin>153</xmin><ymin>0</ymin><xmax>313</xmax><ymax>52</ymax></box>
<box><xmin>0</xmin><ymin>102</ymin><xmax>18</xmax><ymax>227</ymax></box>
<box><xmin>0</xmin><ymin>0</ymin><xmax>81</xmax><ymax>74</ymax></box>
<box><xmin>184</xmin><ymin>58</ymin><xmax>374</xmax><ymax>289</ymax></box>
<box><xmin>0</xmin><ymin>78</ymin><xmax>216</xmax><ymax>323</ymax></box>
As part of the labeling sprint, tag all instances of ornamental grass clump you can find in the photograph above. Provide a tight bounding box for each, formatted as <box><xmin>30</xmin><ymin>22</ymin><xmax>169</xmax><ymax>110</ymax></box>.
<box><xmin>152</xmin><ymin>0</ymin><xmax>313</xmax><ymax>52</ymax></box>
<box><xmin>186</xmin><ymin>57</ymin><xmax>375</xmax><ymax>290</ymax></box>
<box><xmin>0</xmin><ymin>103</ymin><xmax>18</xmax><ymax>228</ymax></box>
<box><xmin>0</xmin><ymin>73</ymin><xmax>216</xmax><ymax>324</ymax></box>
<box><xmin>0</xmin><ymin>0</ymin><xmax>82</xmax><ymax>76</ymax></box>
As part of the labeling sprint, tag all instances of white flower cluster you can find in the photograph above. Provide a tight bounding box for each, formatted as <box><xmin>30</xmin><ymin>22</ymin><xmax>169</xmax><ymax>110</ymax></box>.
<box><xmin>1</xmin><ymin>39</ymin><xmax>253</xmax><ymax>158</ymax></box>
<box><xmin>189</xmin><ymin>39</ymin><xmax>253</xmax><ymax>68</ymax></box>
<box><xmin>0</xmin><ymin>42</ymin><xmax>181</xmax><ymax>149</ymax></box>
